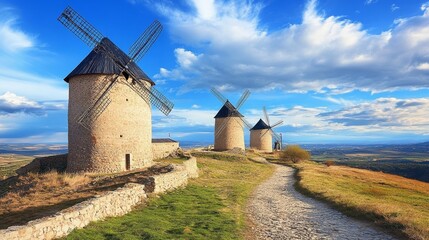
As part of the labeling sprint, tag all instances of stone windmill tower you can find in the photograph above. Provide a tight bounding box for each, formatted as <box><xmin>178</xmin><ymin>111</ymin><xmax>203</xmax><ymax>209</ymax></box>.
<box><xmin>211</xmin><ymin>88</ymin><xmax>251</xmax><ymax>151</ymax></box>
<box><xmin>58</xmin><ymin>7</ymin><xmax>174</xmax><ymax>173</ymax></box>
<box><xmin>250</xmin><ymin>107</ymin><xmax>283</xmax><ymax>152</ymax></box>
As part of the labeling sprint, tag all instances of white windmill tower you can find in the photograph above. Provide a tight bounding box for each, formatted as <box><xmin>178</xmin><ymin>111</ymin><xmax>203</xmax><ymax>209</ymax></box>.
<box><xmin>211</xmin><ymin>88</ymin><xmax>252</xmax><ymax>151</ymax></box>
<box><xmin>58</xmin><ymin>7</ymin><xmax>174</xmax><ymax>173</ymax></box>
<box><xmin>250</xmin><ymin>107</ymin><xmax>283</xmax><ymax>152</ymax></box>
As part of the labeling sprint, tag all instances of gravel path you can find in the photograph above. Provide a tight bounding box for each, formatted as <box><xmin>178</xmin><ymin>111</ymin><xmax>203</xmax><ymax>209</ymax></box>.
<box><xmin>247</xmin><ymin>164</ymin><xmax>397</xmax><ymax>240</ymax></box>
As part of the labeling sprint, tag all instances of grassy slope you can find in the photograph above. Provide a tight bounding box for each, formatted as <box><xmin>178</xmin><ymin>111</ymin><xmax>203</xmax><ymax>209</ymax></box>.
<box><xmin>293</xmin><ymin>161</ymin><xmax>429</xmax><ymax>240</ymax></box>
<box><xmin>65</xmin><ymin>153</ymin><xmax>275</xmax><ymax>240</ymax></box>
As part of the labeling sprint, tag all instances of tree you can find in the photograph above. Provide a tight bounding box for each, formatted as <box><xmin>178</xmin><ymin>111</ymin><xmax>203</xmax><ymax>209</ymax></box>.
<box><xmin>280</xmin><ymin>145</ymin><xmax>311</xmax><ymax>163</ymax></box>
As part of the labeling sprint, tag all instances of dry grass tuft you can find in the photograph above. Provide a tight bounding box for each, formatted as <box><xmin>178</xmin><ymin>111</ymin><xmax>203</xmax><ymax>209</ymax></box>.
<box><xmin>0</xmin><ymin>171</ymin><xmax>91</xmax><ymax>216</ymax></box>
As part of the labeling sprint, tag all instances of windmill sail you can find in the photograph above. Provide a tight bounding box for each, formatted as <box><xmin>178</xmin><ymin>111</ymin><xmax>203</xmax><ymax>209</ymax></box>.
<box><xmin>59</xmin><ymin>6</ymin><xmax>173</xmax><ymax>129</ymax></box>
<box><xmin>212</xmin><ymin>89</ymin><xmax>251</xmax><ymax>136</ymax></box>
<box><xmin>58</xmin><ymin>6</ymin><xmax>103</xmax><ymax>48</ymax></box>
<box><xmin>129</xmin><ymin>20</ymin><xmax>163</xmax><ymax>62</ymax></box>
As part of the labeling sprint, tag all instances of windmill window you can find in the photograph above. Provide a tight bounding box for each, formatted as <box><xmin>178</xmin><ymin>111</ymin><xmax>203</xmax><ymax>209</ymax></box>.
<box><xmin>120</xmin><ymin>135</ymin><xmax>123</xmax><ymax>138</ymax></box>
<box><xmin>126</xmin><ymin>99</ymin><xmax>128</xmax><ymax>101</ymax></box>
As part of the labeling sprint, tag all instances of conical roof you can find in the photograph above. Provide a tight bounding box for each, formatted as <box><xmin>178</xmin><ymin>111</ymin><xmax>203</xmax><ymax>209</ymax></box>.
<box><xmin>64</xmin><ymin>37</ymin><xmax>154</xmax><ymax>85</ymax></box>
<box><xmin>251</xmin><ymin>119</ymin><xmax>270</xmax><ymax>130</ymax></box>
<box><xmin>214</xmin><ymin>100</ymin><xmax>244</xmax><ymax>118</ymax></box>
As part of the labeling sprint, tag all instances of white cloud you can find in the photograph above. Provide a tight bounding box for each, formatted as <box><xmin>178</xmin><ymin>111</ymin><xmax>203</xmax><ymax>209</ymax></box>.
<box><xmin>175</xmin><ymin>48</ymin><xmax>198</xmax><ymax>68</ymax></box>
<box><xmin>0</xmin><ymin>68</ymin><xmax>68</xmax><ymax>101</ymax></box>
<box><xmin>416</xmin><ymin>62</ymin><xmax>429</xmax><ymax>70</ymax></box>
<box><xmin>191</xmin><ymin>104</ymin><xmax>201</xmax><ymax>109</ymax></box>
<box><xmin>365</xmin><ymin>0</ymin><xmax>377</xmax><ymax>5</ymax></box>
<box><xmin>313</xmin><ymin>96</ymin><xmax>356</xmax><ymax>106</ymax></box>
<box><xmin>151</xmin><ymin>0</ymin><xmax>429</xmax><ymax>93</ymax></box>
<box><xmin>152</xmin><ymin>108</ymin><xmax>217</xmax><ymax>128</ymax></box>
<box><xmin>0</xmin><ymin>92</ymin><xmax>42</xmax><ymax>114</ymax></box>
<box><xmin>0</xmin><ymin>7</ymin><xmax>34</xmax><ymax>52</ymax></box>
<box><xmin>422</xmin><ymin>2</ymin><xmax>429</xmax><ymax>16</ymax></box>
<box><xmin>0</xmin><ymin>132</ymin><xmax>67</xmax><ymax>143</ymax></box>
<box><xmin>0</xmin><ymin>92</ymin><xmax>65</xmax><ymax>115</ymax></box>
<box><xmin>391</xmin><ymin>4</ymin><xmax>399</xmax><ymax>12</ymax></box>
<box><xmin>318</xmin><ymin>98</ymin><xmax>429</xmax><ymax>133</ymax></box>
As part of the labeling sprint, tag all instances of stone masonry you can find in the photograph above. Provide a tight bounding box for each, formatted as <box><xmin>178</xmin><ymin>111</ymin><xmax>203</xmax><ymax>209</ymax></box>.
<box><xmin>67</xmin><ymin>74</ymin><xmax>153</xmax><ymax>173</ymax></box>
<box><xmin>0</xmin><ymin>157</ymin><xmax>198</xmax><ymax>240</ymax></box>
<box><xmin>214</xmin><ymin>117</ymin><xmax>245</xmax><ymax>151</ymax></box>
<box><xmin>152</xmin><ymin>140</ymin><xmax>180</xmax><ymax>160</ymax></box>
<box><xmin>250</xmin><ymin>129</ymin><xmax>273</xmax><ymax>152</ymax></box>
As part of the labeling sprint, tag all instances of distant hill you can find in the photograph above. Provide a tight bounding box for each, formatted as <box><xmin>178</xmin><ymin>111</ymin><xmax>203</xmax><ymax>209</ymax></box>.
<box><xmin>307</xmin><ymin>141</ymin><xmax>429</xmax><ymax>183</ymax></box>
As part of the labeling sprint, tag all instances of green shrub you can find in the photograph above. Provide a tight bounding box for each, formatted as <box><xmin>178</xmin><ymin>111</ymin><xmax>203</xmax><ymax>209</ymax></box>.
<box><xmin>280</xmin><ymin>145</ymin><xmax>311</xmax><ymax>163</ymax></box>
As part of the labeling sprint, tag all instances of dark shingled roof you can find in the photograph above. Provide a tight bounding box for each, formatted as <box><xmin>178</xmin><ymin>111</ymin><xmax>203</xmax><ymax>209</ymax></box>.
<box><xmin>214</xmin><ymin>100</ymin><xmax>244</xmax><ymax>118</ymax></box>
<box><xmin>251</xmin><ymin>119</ymin><xmax>270</xmax><ymax>130</ymax></box>
<box><xmin>64</xmin><ymin>37</ymin><xmax>154</xmax><ymax>85</ymax></box>
<box><xmin>152</xmin><ymin>138</ymin><xmax>177</xmax><ymax>143</ymax></box>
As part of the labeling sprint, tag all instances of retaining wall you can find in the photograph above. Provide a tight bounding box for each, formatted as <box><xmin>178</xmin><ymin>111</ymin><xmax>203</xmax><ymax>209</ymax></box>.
<box><xmin>153</xmin><ymin>157</ymin><xmax>198</xmax><ymax>193</ymax></box>
<box><xmin>0</xmin><ymin>157</ymin><xmax>198</xmax><ymax>240</ymax></box>
<box><xmin>0</xmin><ymin>183</ymin><xmax>146</xmax><ymax>240</ymax></box>
<box><xmin>152</xmin><ymin>141</ymin><xmax>180</xmax><ymax>160</ymax></box>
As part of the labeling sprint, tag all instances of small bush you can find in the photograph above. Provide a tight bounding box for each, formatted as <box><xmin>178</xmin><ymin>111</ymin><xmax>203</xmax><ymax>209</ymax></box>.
<box><xmin>280</xmin><ymin>145</ymin><xmax>311</xmax><ymax>163</ymax></box>
<box><xmin>325</xmin><ymin>160</ymin><xmax>335</xmax><ymax>167</ymax></box>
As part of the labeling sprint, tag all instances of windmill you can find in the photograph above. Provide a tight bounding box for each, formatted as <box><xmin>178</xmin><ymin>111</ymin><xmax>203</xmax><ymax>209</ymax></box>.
<box><xmin>211</xmin><ymin>88</ymin><xmax>252</xmax><ymax>151</ymax></box>
<box><xmin>58</xmin><ymin>6</ymin><xmax>174</xmax><ymax>173</ymax></box>
<box><xmin>250</xmin><ymin>107</ymin><xmax>283</xmax><ymax>152</ymax></box>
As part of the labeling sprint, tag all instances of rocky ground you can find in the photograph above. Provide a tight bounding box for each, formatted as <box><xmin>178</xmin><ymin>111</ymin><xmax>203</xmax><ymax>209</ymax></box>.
<box><xmin>247</xmin><ymin>164</ymin><xmax>397</xmax><ymax>240</ymax></box>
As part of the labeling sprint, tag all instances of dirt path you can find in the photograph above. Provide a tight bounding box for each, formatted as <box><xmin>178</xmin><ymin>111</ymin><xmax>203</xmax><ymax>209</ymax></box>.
<box><xmin>247</xmin><ymin>164</ymin><xmax>397</xmax><ymax>240</ymax></box>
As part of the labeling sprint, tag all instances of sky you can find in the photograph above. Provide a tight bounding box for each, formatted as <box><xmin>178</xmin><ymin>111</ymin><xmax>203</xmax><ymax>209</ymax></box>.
<box><xmin>0</xmin><ymin>0</ymin><xmax>429</xmax><ymax>145</ymax></box>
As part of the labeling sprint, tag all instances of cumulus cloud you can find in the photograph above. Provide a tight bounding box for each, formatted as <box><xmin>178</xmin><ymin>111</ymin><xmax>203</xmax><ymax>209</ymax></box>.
<box><xmin>152</xmin><ymin>0</ymin><xmax>429</xmax><ymax>93</ymax></box>
<box><xmin>318</xmin><ymin>98</ymin><xmax>429</xmax><ymax>132</ymax></box>
<box><xmin>245</xmin><ymin>98</ymin><xmax>429</xmax><ymax>135</ymax></box>
<box><xmin>0</xmin><ymin>92</ymin><xmax>65</xmax><ymax>115</ymax></box>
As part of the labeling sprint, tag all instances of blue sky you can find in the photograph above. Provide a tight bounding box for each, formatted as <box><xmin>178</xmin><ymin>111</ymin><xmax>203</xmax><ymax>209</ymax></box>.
<box><xmin>1</xmin><ymin>0</ymin><xmax>429</xmax><ymax>144</ymax></box>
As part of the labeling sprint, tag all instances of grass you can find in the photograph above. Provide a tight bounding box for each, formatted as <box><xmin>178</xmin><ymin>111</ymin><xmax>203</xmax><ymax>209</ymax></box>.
<box><xmin>0</xmin><ymin>171</ymin><xmax>92</xmax><ymax>228</ymax></box>
<box><xmin>65</xmin><ymin>152</ymin><xmax>275</xmax><ymax>239</ymax></box>
<box><xmin>291</xmin><ymin>161</ymin><xmax>429</xmax><ymax>240</ymax></box>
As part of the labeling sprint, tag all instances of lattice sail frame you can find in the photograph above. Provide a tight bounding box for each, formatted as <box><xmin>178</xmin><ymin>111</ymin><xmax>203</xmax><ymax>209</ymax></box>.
<box><xmin>259</xmin><ymin>107</ymin><xmax>284</xmax><ymax>142</ymax></box>
<box><xmin>211</xmin><ymin>88</ymin><xmax>251</xmax><ymax>137</ymax></box>
<box><xmin>58</xmin><ymin>6</ymin><xmax>173</xmax><ymax>129</ymax></box>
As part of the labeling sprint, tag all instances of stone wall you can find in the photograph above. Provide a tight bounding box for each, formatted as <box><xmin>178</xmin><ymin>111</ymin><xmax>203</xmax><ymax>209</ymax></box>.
<box><xmin>152</xmin><ymin>140</ymin><xmax>180</xmax><ymax>160</ymax></box>
<box><xmin>152</xmin><ymin>157</ymin><xmax>198</xmax><ymax>193</ymax></box>
<box><xmin>0</xmin><ymin>183</ymin><xmax>146</xmax><ymax>240</ymax></box>
<box><xmin>0</xmin><ymin>157</ymin><xmax>199</xmax><ymax>240</ymax></box>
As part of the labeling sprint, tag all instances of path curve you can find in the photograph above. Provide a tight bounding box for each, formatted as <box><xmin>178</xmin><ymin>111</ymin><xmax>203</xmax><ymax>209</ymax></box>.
<box><xmin>247</xmin><ymin>164</ymin><xmax>397</xmax><ymax>240</ymax></box>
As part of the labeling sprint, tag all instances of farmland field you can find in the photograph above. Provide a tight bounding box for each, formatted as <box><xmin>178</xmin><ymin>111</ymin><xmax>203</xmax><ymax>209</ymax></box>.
<box><xmin>0</xmin><ymin>155</ymin><xmax>34</xmax><ymax>179</ymax></box>
<box><xmin>307</xmin><ymin>142</ymin><xmax>429</xmax><ymax>182</ymax></box>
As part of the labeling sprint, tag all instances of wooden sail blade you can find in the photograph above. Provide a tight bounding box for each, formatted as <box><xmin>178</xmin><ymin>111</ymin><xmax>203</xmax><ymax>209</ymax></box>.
<box><xmin>211</xmin><ymin>88</ymin><xmax>227</xmax><ymax>104</ymax></box>
<box><xmin>270</xmin><ymin>120</ymin><xmax>284</xmax><ymax>129</ymax></box>
<box><xmin>58</xmin><ymin>6</ymin><xmax>104</xmax><ymax>48</ymax></box>
<box><xmin>236</xmin><ymin>89</ymin><xmax>250</xmax><ymax>110</ymax></box>
<box><xmin>128</xmin><ymin>20</ymin><xmax>163</xmax><ymax>62</ymax></box>
<box><xmin>263</xmin><ymin>106</ymin><xmax>270</xmax><ymax>126</ymax></box>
